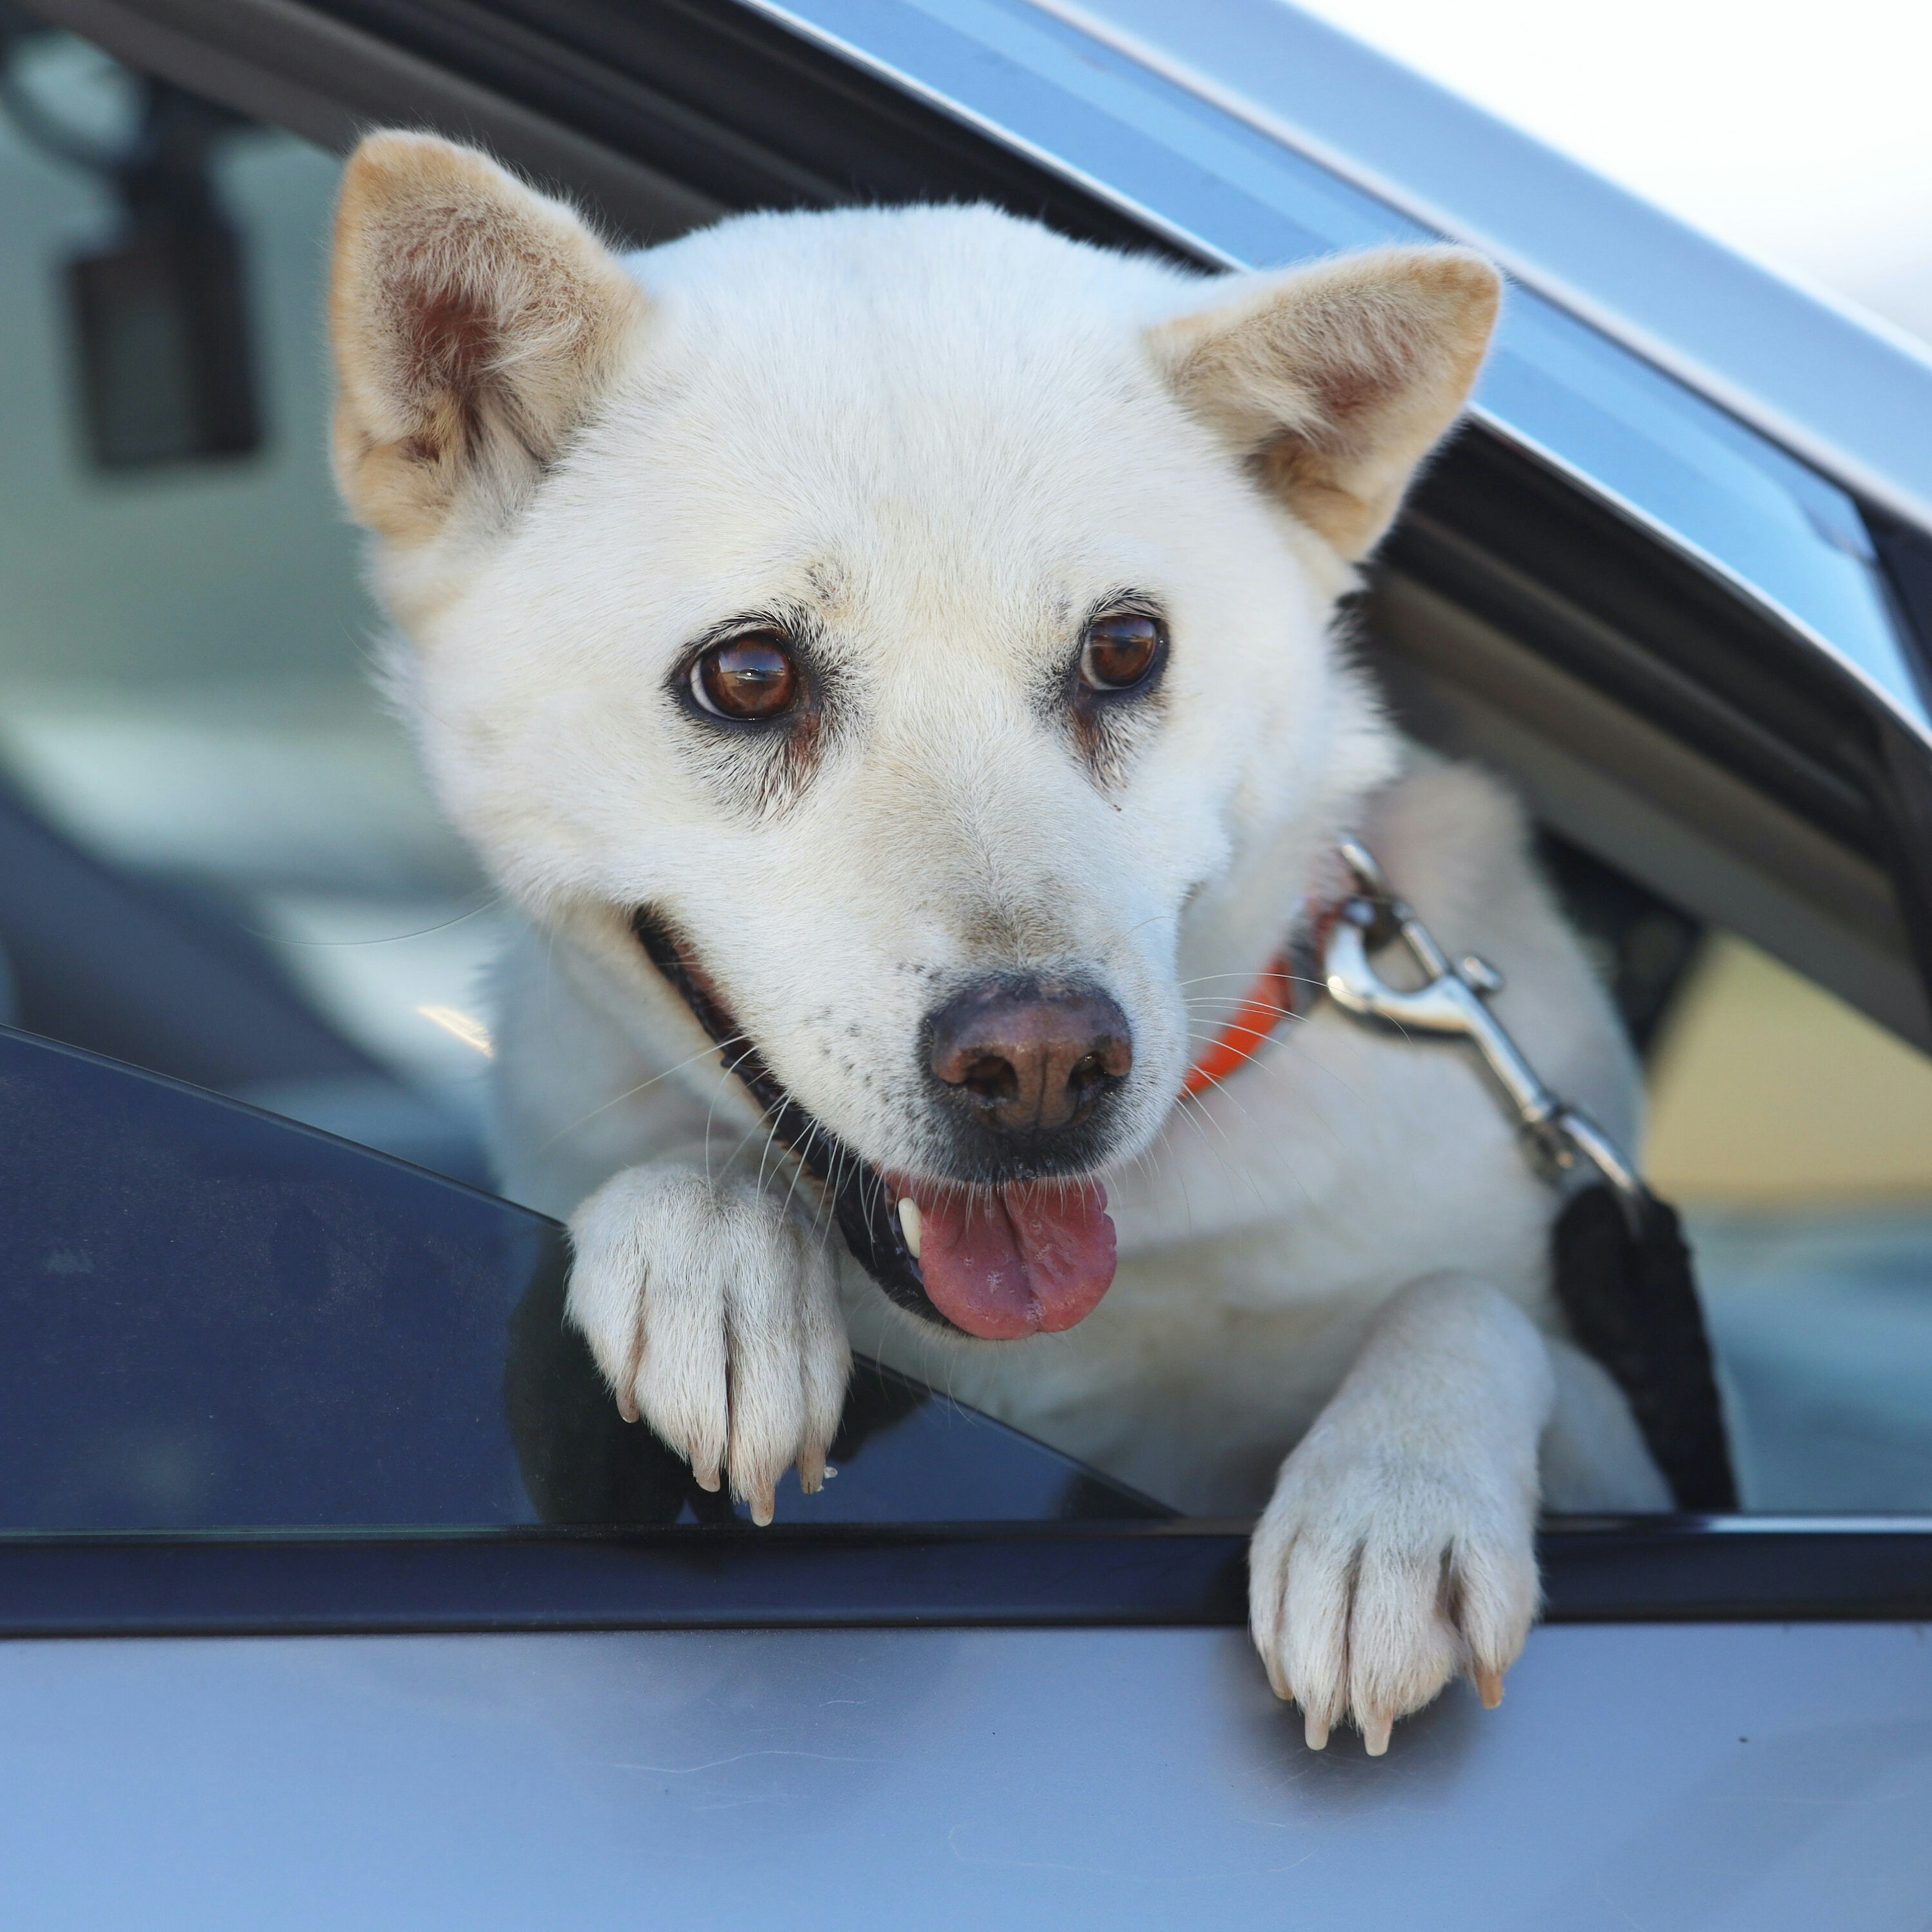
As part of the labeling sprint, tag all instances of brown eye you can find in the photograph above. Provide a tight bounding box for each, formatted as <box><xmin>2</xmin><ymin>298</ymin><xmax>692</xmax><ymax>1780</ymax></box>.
<box><xmin>1079</xmin><ymin>610</ymin><xmax>1164</xmax><ymax>692</ymax></box>
<box><xmin>691</xmin><ymin>631</ymin><xmax>800</xmax><ymax>720</ymax></box>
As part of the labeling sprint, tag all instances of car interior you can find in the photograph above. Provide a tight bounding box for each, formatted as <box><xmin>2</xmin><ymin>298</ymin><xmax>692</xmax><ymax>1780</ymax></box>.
<box><xmin>3</xmin><ymin>7</ymin><xmax>1931</xmax><ymax>1535</ymax></box>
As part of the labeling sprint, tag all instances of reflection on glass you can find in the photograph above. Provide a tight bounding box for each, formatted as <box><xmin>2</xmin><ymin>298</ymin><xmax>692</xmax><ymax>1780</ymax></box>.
<box><xmin>0</xmin><ymin>1028</ymin><xmax>1164</xmax><ymax>1531</ymax></box>
<box><xmin>1481</xmin><ymin>302</ymin><xmax>1924</xmax><ymax>722</ymax></box>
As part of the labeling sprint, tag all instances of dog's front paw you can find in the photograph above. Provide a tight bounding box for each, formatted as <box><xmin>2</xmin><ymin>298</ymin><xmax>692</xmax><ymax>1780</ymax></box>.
<box><xmin>1248</xmin><ymin>1430</ymin><xmax>1540</xmax><ymax>1756</ymax></box>
<box><xmin>566</xmin><ymin>1166</ymin><xmax>850</xmax><ymax>1523</ymax></box>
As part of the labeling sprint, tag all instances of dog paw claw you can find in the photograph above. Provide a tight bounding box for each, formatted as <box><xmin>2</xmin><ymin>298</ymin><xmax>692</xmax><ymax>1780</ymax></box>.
<box><xmin>567</xmin><ymin>1167</ymin><xmax>851</xmax><ymax>1519</ymax></box>
<box><xmin>1250</xmin><ymin>1436</ymin><xmax>1538</xmax><ymax>1759</ymax></box>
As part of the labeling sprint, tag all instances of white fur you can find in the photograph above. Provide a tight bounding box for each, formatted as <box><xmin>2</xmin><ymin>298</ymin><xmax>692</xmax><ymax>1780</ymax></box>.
<box><xmin>569</xmin><ymin>1164</ymin><xmax>848</xmax><ymax>1522</ymax></box>
<box><xmin>329</xmin><ymin>137</ymin><xmax>1669</xmax><ymax>1755</ymax></box>
<box><xmin>1249</xmin><ymin>1274</ymin><xmax>1551</xmax><ymax>1754</ymax></box>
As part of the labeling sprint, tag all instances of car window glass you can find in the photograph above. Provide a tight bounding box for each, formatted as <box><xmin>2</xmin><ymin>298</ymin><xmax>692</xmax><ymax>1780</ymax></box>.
<box><xmin>0</xmin><ymin>29</ymin><xmax>502</xmax><ymax>1184</ymax></box>
<box><xmin>0</xmin><ymin>1027</ymin><xmax>1166</xmax><ymax>1529</ymax></box>
<box><xmin>1644</xmin><ymin>931</ymin><xmax>1932</xmax><ymax>1509</ymax></box>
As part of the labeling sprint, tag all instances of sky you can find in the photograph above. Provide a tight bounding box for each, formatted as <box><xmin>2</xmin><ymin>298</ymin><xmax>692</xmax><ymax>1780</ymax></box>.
<box><xmin>1286</xmin><ymin>0</ymin><xmax>1932</xmax><ymax>350</ymax></box>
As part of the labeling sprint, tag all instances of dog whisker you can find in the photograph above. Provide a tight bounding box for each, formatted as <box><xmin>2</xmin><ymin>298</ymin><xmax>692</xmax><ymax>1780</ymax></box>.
<box><xmin>534</xmin><ymin>1033</ymin><xmax>754</xmax><ymax>1153</ymax></box>
<box><xmin>1174</xmin><ymin>1017</ymin><xmax>1377</xmax><ymax>1128</ymax></box>
<box><xmin>240</xmin><ymin>889</ymin><xmax>507</xmax><ymax>950</ymax></box>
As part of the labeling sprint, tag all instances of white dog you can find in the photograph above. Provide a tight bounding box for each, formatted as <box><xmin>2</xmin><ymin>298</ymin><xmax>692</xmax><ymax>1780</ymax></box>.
<box><xmin>329</xmin><ymin>132</ymin><xmax>1670</xmax><ymax>1754</ymax></box>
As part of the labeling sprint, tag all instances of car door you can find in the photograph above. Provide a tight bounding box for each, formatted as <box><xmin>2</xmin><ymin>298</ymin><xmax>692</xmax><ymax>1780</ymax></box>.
<box><xmin>2</xmin><ymin>2</ymin><xmax>1930</xmax><ymax>1926</ymax></box>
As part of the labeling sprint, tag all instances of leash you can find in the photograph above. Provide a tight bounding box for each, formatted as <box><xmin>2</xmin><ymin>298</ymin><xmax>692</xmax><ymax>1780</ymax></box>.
<box><xmin>1183</xmin><ymin>835</ymin><xmax>1738</xmax><ymax>1511</ymax></box>
<box><xmin>1185</xmin><ymin>837</ymin><xmax>1641</xmax><ymax>1210</ymax></box>
<box><xmin>1322</xmin><ymin>837</ymin><xmax>1646</xmax><ymax>1215</ymax></box>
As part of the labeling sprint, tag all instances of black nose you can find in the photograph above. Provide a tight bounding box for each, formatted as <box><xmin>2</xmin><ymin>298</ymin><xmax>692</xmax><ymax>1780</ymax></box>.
<box><xmin>926</xmin><ymin>979</ymin><xmax>1133</xmax><ymax>1135</ymax></box>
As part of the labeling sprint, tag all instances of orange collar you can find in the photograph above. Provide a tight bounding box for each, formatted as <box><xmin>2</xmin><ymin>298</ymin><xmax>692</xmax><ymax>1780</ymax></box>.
<box><xmin>1181</xmin><ymin>947</ymin><xmax>1297</xmax><ymax>1097</ymax></box>
<box><xmin>1181</xmin><ymin>898</ymin><xmax>1341</xmax><ymax>1097</ymax></box>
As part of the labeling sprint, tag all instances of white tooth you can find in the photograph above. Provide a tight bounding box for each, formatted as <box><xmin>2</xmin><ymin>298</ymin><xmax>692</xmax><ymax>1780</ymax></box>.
<box><xmin>897</xmin><ymin>1196</ymin><xmax>923</xmax><ymax>1260</ymax></box>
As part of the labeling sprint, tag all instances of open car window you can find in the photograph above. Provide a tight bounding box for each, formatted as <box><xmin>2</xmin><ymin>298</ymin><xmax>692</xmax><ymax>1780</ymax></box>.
<box><xmin>2</xmin><ymin>8</ymin><xmax>1931</xmax><ymax>1551</ymax></box>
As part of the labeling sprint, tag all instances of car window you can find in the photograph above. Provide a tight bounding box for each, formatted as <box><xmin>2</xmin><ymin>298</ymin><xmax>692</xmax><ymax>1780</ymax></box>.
<box><xmin>1546</xmin><ymin>834</ymin><xmax>1932</xmax><ymax>1511</ymax></box>
<box><xmin>4</xmin><ymin>21</ymin><xmax>1929</xmax><ymax>1535</ymax></box>
<box><xmin>0</xmin><ymin>1026</ymin><xmax>1166</xmax><ymax>1528</ymax></box>
<box><xmin>0</xmin><ymin>27</ymin><xmax>501</xmax><ymax>1183</ymax></box>
<box><xmin>1643</xmin><ymin>931</ymin><xmax>1932</xmax><ymax>1510</ymax></box>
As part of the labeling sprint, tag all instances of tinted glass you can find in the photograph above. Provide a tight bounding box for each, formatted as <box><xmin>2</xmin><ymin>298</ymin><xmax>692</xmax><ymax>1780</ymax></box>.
<box><xmin>0</xmin><ymin>1027</ymin><xmax>1164</xmax><ymax>1529</ymax></box>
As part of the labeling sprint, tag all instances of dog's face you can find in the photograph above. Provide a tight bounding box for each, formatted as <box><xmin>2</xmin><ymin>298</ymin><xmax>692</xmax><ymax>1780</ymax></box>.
<box><xmin>331</xmin><ymin>135</ymin><xmax>1498</xmax><ymax>1338</ymax></box>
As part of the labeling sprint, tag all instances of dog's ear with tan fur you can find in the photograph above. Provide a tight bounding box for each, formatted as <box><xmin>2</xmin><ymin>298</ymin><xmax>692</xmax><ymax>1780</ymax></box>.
<box><xmin>330</xmin><ymin>131</ymin><xmax>648</xmax><ymax>556</ymax></box>
<box><xmin>1148</xmin><ymin>246</ymin><xmax>1500</xmax><ymax>561</ymax></box>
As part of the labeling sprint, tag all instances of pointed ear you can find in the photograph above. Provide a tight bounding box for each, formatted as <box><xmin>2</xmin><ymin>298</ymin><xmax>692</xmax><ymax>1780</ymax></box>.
<box><xmin>1147</xmin><ymin>246</ymin><xmax>1500</xmax><ymax>560</ymax></box>
<box><xmin>330</xmin><ymin>131</ymin><xmax>650</xmax><ymax>548</ymax></box>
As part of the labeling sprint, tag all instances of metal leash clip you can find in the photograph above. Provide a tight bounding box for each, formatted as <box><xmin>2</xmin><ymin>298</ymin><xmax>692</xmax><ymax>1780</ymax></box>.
<box><xmin>1321</xmin><ymin>835</ymin><xmax>1648</xmax><ymax>1226</ymax></box>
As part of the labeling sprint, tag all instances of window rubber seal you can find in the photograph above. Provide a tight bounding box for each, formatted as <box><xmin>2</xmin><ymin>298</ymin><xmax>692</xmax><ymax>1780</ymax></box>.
<box><xmin>0</xmin><ymin>1519</ymin><xmax>1926</xmax><ymax>1639</ymax></box>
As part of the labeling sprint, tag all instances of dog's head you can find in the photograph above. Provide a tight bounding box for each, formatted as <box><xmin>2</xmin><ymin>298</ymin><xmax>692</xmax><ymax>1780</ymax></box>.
<box><xmin>330</xmin><ymin>133</ymin><xmax>1498</xmax><ymax>1340</ymax></box>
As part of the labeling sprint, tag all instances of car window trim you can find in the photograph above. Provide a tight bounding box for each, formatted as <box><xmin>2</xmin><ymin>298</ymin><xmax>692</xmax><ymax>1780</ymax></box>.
<box><xmin>0</xmin><ymin>1521</ymin><xmax>1927</xmax><ymax>1639</ymax></box>
<box><xmin>1025</xmin><ymin>0</ymin><xmax>1932</xmax><ymax>546</ymax></box>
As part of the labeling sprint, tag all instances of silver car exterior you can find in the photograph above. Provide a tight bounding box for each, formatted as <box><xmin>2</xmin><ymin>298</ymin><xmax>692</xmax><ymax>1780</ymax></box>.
<box><xmin>3</xmin><ymin>1</ymin><xmax>1930</xmax><ymax>1924</ymax></box>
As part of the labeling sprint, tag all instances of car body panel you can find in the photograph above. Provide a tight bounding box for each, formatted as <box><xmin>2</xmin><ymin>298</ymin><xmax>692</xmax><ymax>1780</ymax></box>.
<box><xmin>2</xmin><ymin>1623</ymin><xmax>1929</xmax><ymax>1929</ymax></box>
<box><xmin>4</xmin><ymin>951</ymin><xmax>1930</xmax><ymax>1927</ymax></box>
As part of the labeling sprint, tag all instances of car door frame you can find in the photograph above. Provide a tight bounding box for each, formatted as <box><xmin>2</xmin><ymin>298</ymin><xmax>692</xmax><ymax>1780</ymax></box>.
<box><xmin>7</xmin><ymin>0</ymin><xmax>1932</xmax><ymax>1637</ymax></box>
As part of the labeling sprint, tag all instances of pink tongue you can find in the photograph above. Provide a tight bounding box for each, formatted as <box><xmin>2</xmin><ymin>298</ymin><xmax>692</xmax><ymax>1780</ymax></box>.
<box><xmin>901</xmin><ymin>1179</ymin><xmax>1117</xmax><ymax>1340</ymax></box>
